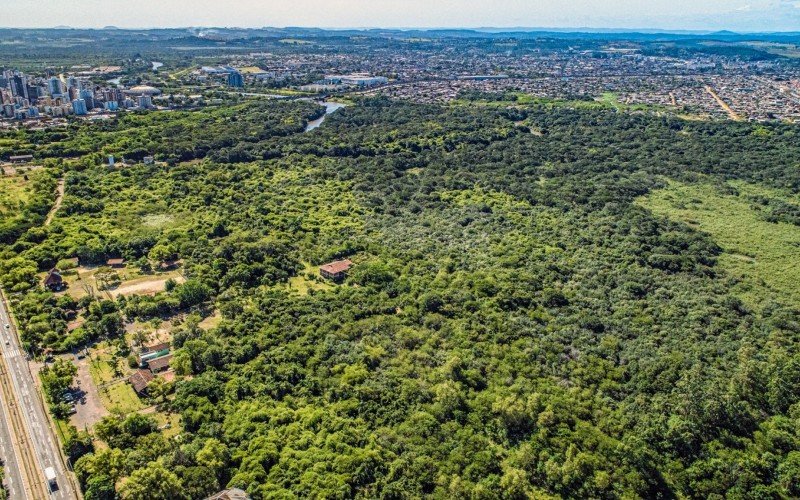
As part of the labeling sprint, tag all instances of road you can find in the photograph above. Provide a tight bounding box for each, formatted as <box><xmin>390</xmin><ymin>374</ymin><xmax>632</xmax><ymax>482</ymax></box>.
<box><xmin>0</xmin><ymin>379</ymin><xmax>25</xmax><ymax>499</ymax></box>
<box><xmin>705</xmin><ymin>85</ymin><xmax>743</xmax><ymax>121</ymax></box>
<box><xmin>0</xmin><ymin>292</ymin><xmax>77</xmax><ymax>499</ymax></box>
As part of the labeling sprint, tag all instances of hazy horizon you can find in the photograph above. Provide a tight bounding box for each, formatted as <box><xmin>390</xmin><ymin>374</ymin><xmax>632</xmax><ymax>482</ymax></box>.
<box><xmin>2</xmin><ymin>0</ymin><xmax>800</xmax><ymax>32</ymax></box>
<box><xmin>3</xmin><ymin>25</ymin><xmax>800</xmax><ymax>34</ymax></box>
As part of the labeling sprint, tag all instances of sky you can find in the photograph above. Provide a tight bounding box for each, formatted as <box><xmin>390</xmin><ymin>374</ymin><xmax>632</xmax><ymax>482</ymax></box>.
<box><xmin>1</xmin><ymin>0</ymin><xmax>799</xmax><ymax>31</ymax></box>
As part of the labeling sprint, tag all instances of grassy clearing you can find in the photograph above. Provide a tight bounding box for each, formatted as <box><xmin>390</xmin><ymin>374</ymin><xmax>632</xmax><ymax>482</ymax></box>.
<box><xmin>99</xmin><ymin>381</ymin><xmax>145</xmax><ymax>414</ymax></box>
<box><xmin>88</xmin><ymin>349</ymin><xmax>123</xmax><ymax>386</ymax></box>
<box><xmin>59</xmin><ymin>265</ymin><xmax>143</xmax><ymax>300</ymax></box>
<box><xmin>597</xmin><ymin>92</ymin><xmax>624</xmax><ymax>110</ymax></box>
<box><xmin>237</xmin><ymin>66</ymin><xmax>266</xmax><ymax>74</ymax></box>
<box><xmin>141</xmin><ymin>213</ymin><xmax>176</xmax><ymax>228</ymax></box>
<box><xmin>451</xmin><ymin>92</ymin><xmax>666</xmax><ymax>115</ymax></box>
<box><xmin>285</xmin><ymin>262</ymin><xmax>332</xmax><ymax>296</ymax></box>
<box><xmin>638</xmin><ymin>180</ymin><xmax>800</xmax><ymax>308</ymax></box>
<box><xmin>198</xmin><ymin>310</ymin><xmax>222</xmax><ymax>330</ymax></box>
<box><xmin>264</xmin><ymin>88</ymin><xmax>316</xmax><ymax>96</ymax></box>
<box><xmin>0</xmin><ymin>174</ymin><xmax>30</xmax><ymax>215</ymax></box>
<box><xmin>109</xmin><ymin>272</ymin><xmax>185</xmax><ymax>298</ymax></box>
<box><xmin>152</xmin><ymin>412</ymin><xmax>181</xmax><ymax>438</ymax></box>
<box><xmin>57</xmin><ymin>267</ymin><xmax>184</xmax><ymax>300</ymax></box>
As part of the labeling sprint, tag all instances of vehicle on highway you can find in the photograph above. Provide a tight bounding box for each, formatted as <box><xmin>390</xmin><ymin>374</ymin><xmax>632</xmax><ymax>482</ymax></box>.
<box><xmin>3</xmin><ymin>323</ymin><xmax>8</xmax><ymax>329</ymax></box>
<box><xmin>45</xmin><ymin>466</ymin><xmax>58</xmax><ymax>491</ymax></box>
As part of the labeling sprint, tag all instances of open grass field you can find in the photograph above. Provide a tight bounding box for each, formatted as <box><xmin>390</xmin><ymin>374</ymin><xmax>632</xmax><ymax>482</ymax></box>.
<box><xmin>236</xmin><ymin>66</ymin><xmax>266</xmax><ymax>74</ymax></box>
<box><xmin>56</xmin><ymin>266</ymin><xmax>184</xmax><ymax>300</ymax></box>
<box><xmin>152</xmin><ymin>412</ymin><xmax>182</xmax><ymax>438</ymax></box>
<box><xmin>88</xmin><ymin>350</ymin><xmax>123</xmax><ymax>386</ymax></box>
<box><xmin>108</xmin><ymin>272</ymin><xmax>185</xmax><ymax>298</ymax></box>
<box><xmin>285</xmin><ymin>262</ymin><xmax>332</xmax><ymax>296</ymax></box>
<box><xmin>98</xmin><ymin>381</ymin><xmax>145</xmax><ymax>414</ymax></box>
<box><xmin>0</xmin><ymin>174</ymin><xmax>30</xmax><ymax>215</ymax></box>
<box><xmin>638</xmin><ymin>180</ymin><xmax>800</xmax><ymax>308</ymax></box>
<box><xmin>198</xmin><ymin>310</ymin><xmax>222</xmax><ymax>330</ymax></box>
<box><xmin>451</xmin><ymin>92</ymin><xmax>669</xmax><ymax>116</ymax></box>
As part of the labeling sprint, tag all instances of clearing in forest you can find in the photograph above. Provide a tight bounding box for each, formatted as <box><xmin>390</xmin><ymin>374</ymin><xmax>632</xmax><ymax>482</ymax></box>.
<box><xmin>285</xmin><ymin>262</ymin><xmax>333</xmax><ymax>296</ymax></box>
<box><xmin>638</xmin><ymin>180</ymin><xmax>800</xmax><ymax>307</ymax></box>
<box><xmin>0</xmin><ymin>173</ymin><xmax>31</xmax><ymax>215</ymax></box>
<box><xmin>109</xmin><ymin>273</ymin><xmax>186</xmax><ymax>298</ymax></box>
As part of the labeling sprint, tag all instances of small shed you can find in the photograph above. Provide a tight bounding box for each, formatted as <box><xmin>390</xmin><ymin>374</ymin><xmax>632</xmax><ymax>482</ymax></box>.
<box><xmin>43</xmin><ymin>268</ymin><xmax>64</xmax><ymax>291</ymax></box>
<box><xmin>319</xmin><ymin>259</ymin><xmax>353</xmax><ymax>282</ymax></box>
<box><xmin>159</xmin><ymin>260</ymin><xmax>179</xmax><ymax>271</ymax></box>
<box><xmin>106</xmin><ymin>258</ymin><xmax>125</xmax><ymax>268</ymax></box>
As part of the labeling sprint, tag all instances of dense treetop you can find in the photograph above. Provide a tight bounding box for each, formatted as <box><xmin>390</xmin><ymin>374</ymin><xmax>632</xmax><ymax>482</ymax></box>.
<box><xmin>1</xmin><ymin>96</ymin><xmax>800</xmax><ymax>498</ymax></box>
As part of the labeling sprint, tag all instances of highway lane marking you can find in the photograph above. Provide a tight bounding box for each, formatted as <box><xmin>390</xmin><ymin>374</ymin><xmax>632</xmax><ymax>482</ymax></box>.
<box><xmin>1</xmin><ymin>293</ymin><xmax>76</xmax><ymax>498</ymax></box>
<box><xmin>0</xmin><ymin>304</ymin><xmax>66</xmax><ymax>498</ymax></box>
<box><xmin>0</xmin><ymin>365</ymin><xmax>43</xmax><ymax>499</ymax></box>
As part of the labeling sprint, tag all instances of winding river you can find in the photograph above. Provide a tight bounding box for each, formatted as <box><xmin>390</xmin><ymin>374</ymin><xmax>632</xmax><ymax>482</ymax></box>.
<box><xmin>304</xmin><ymin>101</ymin><xmax>346</xmax><ymax>132</ymax></box>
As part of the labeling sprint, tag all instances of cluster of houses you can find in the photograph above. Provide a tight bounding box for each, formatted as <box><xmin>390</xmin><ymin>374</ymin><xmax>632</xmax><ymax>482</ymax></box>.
<box><xmin>128</xmin><ymin>341</ymin><xmax>173</xmax><ymax>395</ymax></box>
<box><xmin>46</xmin><ymin>256</ymin><xmax>353</xmax><ymax>397</ymax></box>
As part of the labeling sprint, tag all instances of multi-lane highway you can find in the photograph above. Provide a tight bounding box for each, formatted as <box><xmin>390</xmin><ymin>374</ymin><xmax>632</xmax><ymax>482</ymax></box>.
<box><xmin>0</xmin><ymin>291</ymin><xmax>77</xmax><ymax>499</ymax></box>
<box><xmin>0</xmin><ymin>379</ymin><xmax>26</xmax><ymax>499</ymax></box>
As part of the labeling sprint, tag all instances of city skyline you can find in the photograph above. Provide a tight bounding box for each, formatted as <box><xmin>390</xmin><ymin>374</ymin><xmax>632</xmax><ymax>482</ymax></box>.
<box><xmin>1</xmin><ymin>0</ymin><xmax>800</xmax><ymax>31</ymax></box>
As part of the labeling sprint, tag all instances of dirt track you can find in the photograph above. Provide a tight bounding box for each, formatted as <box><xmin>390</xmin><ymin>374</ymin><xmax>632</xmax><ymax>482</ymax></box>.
<box><xmin>44</xmin><ymin>178</ymin><xmax>65</xmax><ymax>226</ymax></box>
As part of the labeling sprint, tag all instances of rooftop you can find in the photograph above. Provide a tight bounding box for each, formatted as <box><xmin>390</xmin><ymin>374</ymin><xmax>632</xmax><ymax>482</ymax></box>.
<box><xmin>129</xmin><ymin>369</ymin><xmax>154</xmax><ymax>393</ymax></box>
<box><xmin>320</xmin><ymin>259</ymin><xmax>353</xmax><ymax>275</ymax></box>
<box><xmin>125</xmin><ymin>85</ymin><xmax>161</xmax><ymax>96</ymax></box>
<box><xmin>147</xmin><ymin>354</ymin><xmax>173</xmax><ymax>372</ymax></box>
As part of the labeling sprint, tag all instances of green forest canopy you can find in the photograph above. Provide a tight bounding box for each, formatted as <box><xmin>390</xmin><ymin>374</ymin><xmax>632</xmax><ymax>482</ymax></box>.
<box><xmin>1</xmin><ymin>96</ymin><xmax>800</xmax><ymax>498</ymax></box>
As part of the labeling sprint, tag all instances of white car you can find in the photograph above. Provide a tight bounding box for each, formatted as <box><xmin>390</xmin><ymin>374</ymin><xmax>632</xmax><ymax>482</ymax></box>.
<box><xmin>3</xmin><ymin>324</ymin><xmax>8</xmax><ymax>329</ymax></box>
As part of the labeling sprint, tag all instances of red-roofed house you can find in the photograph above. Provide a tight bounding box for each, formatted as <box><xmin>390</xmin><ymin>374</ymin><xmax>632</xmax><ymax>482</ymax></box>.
<box><xmin>319</xmin><ymin>259</ymin><xmax>353</xmax><ymax>282</ymax></box>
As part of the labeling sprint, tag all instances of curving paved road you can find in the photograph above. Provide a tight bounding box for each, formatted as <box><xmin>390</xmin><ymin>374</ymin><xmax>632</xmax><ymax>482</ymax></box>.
<box><xmin>0</xmin><ymin>292</ymin><xmax>77</xmax><ymax>499</ymax></box>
